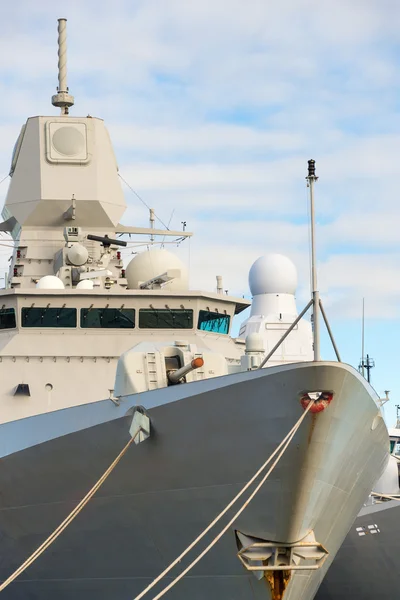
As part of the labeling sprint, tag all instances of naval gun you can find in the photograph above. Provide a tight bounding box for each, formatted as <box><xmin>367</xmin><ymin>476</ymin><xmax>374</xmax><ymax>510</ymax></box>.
<box><xmin>168</xmin><ymin>357</ymin><xmax>204</xmax><ymax>385</ymax></box>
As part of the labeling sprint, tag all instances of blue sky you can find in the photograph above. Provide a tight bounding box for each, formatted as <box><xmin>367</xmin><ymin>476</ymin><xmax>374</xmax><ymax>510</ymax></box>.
<box><xmin>0</xmin><ymin>0</ymin><xmax>400</xmax><ymax>424</ymax></box>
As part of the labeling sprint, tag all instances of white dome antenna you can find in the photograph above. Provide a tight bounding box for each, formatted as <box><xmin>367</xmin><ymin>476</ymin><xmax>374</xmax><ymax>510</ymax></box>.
<box><xmin>249</xmin><ymin>254</ymin><xmax>297</xmax><ymax>297</ymax></box>
<box><xmin>36</xmin><ymin>276</ymin><xmax>65</xmax><ymax>289</ymax></box>
<box><xmin>125</xmin><ymin>249</ymin><xmax>189</xmax><ymax>291</ymax></box>
<box><xmin>52</xmin><ymin>18</ymin><xmax>75</xmax><ymax>115</ymax></box>
<box><xmin>67</xmin><ymin>244</ymin><xmax>88</xmax><ymax>266</ymax></box>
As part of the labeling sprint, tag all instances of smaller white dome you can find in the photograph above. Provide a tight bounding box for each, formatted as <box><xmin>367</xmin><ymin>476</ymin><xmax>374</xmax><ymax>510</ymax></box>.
<box><xmin>67</xmin><ymin>244</ymin><xmax>89</xmax><ymax>266</ymax></box>
<box><xmin>76</xmin><ymin>279</ymin><xmax>94</xmax><ymax>289</ymax></box>
<box><xmin>245</xmin><ymin>332</ymin><xmax>265</xmax><ymax>353</ymax></box>
<box><xmin>249</xmin><ymin>254</ymin><xmax>297</xmax><ymax>296</ymax></box>
<box><xmin>126</xmin><ymin>249</ymin><xmax>189</xmax><ymax>291</ymax></box>
<box><xmin>36</xmin><ymin>275</ymin><xmax>65</xmax><ymax>290</ymax></box>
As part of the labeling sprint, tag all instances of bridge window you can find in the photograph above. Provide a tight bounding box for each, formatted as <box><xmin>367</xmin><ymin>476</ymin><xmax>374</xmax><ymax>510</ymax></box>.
<box><xmin>0</xmin><ymin>308</ymin><xmax>16</xmax><ymax>329</ymax></box>
<box><xmin>22</xmin><ymin>307</ymin><xmax>77</xmax><ymax>327</ymax></box>
<box><xmin>198</xmin><ymin>310</ymin><xmax>230</xmax><ymax>334</ymax></box>
<box><xmin>81</xmin><ymin>308</ymin><xmax>135</xmax><ymax>328</ymax></box>
<box><xmin>139</xmin><ymin>309</ymin><xmax>193</xmax><ymax>329</ymax></box>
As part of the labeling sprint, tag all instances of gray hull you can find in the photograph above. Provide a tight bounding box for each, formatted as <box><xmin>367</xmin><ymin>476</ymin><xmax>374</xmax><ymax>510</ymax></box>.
<box><xmin>0</xmin><ymin>362</ymin><xmax>388</xmax><ymax>599</ymax></box>
<box><xmin>316</xmin><ymin>500</ymin><xmax>400</xmax><ymax>599</ymax></box>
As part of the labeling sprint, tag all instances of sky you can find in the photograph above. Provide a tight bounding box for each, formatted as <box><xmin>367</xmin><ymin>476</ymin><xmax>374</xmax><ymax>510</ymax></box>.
<box><xmin>0</xmin><ymin>0</ymin><xmax>399</xmax><ymax>424</ymax></box>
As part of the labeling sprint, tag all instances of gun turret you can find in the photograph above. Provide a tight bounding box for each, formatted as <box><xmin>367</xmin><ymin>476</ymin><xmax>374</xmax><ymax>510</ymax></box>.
<box><xmin>168</xmin><ymin>358</ymin><xmax>204</xmax><ymax>384</ymax></box>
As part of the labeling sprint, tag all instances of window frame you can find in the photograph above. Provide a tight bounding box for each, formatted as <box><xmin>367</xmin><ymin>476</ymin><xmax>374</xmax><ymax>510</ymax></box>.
<box><xmin>80</xmin><ymin>307</ymin><xmax>136</xmax><ymax>329</ymax></box>
<box><xmin>0</xmin><ymin>307</ymin><xmax>17</xmax><ymax>330</ymax></box>
<box><xmin>21</xmin><ymin>306</ymin><xmax>77</xmax><ymax>328</ymax></box>
<box><xmin>138</xmin><ymin>308</ymin><xmax>194</xmax><ymax>330</ymax></box>
<box><xmin>197</xmin><ymin>309</ymin><xmax>231</xmax><ymax>335</ymax></box>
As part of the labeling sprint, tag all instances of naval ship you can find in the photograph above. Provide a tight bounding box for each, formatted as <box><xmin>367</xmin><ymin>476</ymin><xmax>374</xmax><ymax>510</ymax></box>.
<box><xmin>316</xmin><ymin>409</ymin><xmax>400</xmax><ymax>599</ymax></box>
<box><xmin>0</xmin><ymin>18</ymin><xmax>390</xmax><ymax>600</ymax></box>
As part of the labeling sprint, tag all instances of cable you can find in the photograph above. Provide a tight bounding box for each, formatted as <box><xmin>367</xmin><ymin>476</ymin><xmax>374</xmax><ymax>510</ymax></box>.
<box><xmin>118</xmin><ymin>173</ymin><xmax>170</xmax><ymax>230</ymax></box>
<box><xmin>133</xmin><ymin>400</ymin><xmax>314</xmax><ymax>600</ymax></box>
<box><xmin>161</xmin><ymin>209</ymin><xmax>175</xmax><ymax>247</ymax></box>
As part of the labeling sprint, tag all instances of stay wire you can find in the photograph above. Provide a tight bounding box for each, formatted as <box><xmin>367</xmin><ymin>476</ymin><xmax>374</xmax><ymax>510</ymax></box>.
<box><xmin>161</xmin><ymin>209</ymin><xmax>175</xmax><ymax>247</ymax></box>
<box><xmin>118</xmin><ymin>173</ymin><xmax>170</xmax><ymax>230</ymax></box>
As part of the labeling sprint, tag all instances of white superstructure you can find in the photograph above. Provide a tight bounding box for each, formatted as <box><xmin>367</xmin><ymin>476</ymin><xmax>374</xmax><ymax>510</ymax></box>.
<box><xmin>0</xmin><ymin>19</ymin><xmax>322</xmax><ymax>426</ymax></box>
<box><xmin>239</xmin><ymin>253</ymin><xmax>313</xmax><ymax>363</ymax></box>
<box><xmin>0</xmin><ymin>20</ymin><xmax>255</xmax><ymax>424</ymax></box>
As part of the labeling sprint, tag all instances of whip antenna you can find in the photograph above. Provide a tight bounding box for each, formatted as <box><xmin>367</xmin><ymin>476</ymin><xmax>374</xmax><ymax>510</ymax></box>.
<box><xmin>52</xmin><ymin>18</ymin><xmax>75</xmax><ymax>115</ymax></box>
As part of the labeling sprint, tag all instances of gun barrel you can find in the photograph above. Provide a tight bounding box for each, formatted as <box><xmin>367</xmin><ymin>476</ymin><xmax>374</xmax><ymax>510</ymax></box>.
<box><xmin>168</xmin><ymin>357</ymin><xmax>204</xmax><ymax>384</ymax></box>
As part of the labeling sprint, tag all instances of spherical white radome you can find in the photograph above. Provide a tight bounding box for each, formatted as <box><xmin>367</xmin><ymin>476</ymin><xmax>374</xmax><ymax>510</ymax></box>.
<box><xmin>76</xmin><ymin>280</ymin><xmax>94</xmax><ymax>289</ymax></box>
<box><xmin>67</xmin><ymin>244</ymin><xmax>89</xmax><ymax>266</ymax></box>
<box><xmin>36</xmin><ymin>275</ymin><xmax>65</xmax><ymax>290</ymax></box>
<box><xmin>249</xmin><ymin>254</ymin><xmax>297</xmax><ymax>296</ymax></box>
<box><xmin>125</xmin><ymin>249</ymin><xmax>189</xmax><ymax>291</ymax></box>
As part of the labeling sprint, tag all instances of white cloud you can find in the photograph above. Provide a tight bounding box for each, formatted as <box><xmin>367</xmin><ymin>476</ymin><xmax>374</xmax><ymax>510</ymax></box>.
<box><xmin>110</xmin><ymin>123</ymin><xmax>305</xmax><ymax>154</ymax></box>
<box><xmin>318</xmin><ymin>253</ymin><xmax>400</xmax><ymax>318</ymax></box>
<box><xmin>0</xmin><ymin>0</ymin><xmax>400</xmax><ymax>330</ymax></box>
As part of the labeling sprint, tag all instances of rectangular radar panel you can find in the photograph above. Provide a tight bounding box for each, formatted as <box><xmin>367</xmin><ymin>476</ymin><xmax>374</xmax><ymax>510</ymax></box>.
<box><xmin>45</xmin><ymin>121</ymin><xmax>90</xmax><ymax>164</ymax></box>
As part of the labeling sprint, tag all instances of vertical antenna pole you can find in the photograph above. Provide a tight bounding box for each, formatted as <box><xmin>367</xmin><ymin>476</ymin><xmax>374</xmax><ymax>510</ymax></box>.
<box><xmin>52</xmin><ymin>18</ymin><xmax>75</xmax><ymax>115</ymax></box>
<box><xmin>306</xmin><ymin>159</ymin><xmax>320</xmax><ymax>361</ymax></box>
<box><xmin>366</xmin><ymin>354</ymin><xmax>372</xmax><ymax>383</ymax></box>
<box><xmin>216</xmin><ymin>275</ymin><xmax>223</xmax><ymax>294</ymax></box>
<box><xmin>150</xmin><ymin>208</ymin><xmax>155</xmax><ymax>242</ymax></box>
<box><xmin>361</xmin><ymin>298</ymin><xmax>365</xmax><ymax>378</ymax></box>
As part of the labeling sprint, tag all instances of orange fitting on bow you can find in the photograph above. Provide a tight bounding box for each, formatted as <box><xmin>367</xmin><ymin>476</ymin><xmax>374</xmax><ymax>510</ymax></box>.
<box><xmin>300</xmin><ymin>391</ymin><xmax>334</xmax><ymax>413</ymax></box>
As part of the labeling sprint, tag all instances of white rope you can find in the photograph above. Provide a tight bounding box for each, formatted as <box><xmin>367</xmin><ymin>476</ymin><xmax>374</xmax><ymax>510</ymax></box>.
<box><xmin>0</xmin><ymin>429</ymin><xmax>141</xmax><ymax>593</ymax></box>
<box><xmin>134</xmin><ymin>401</ymin><xmax>314</xmax><ymax>600</ymax></box>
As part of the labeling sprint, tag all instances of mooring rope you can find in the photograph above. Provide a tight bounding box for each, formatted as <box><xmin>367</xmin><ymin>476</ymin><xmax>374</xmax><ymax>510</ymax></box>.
<box><xmin>134</xmin><ymin>401</ymin><xmax>315</xmax><ymax>600</ymax></box>
<box><xmin>0</xmin><ymin>428</ymin><xmax>142</xmax><ymax>593</ymax></box>
<box><xmin>0</xmin><ymin>400</ymin><xmax>315</xmax><ymax>597</ymax></box>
